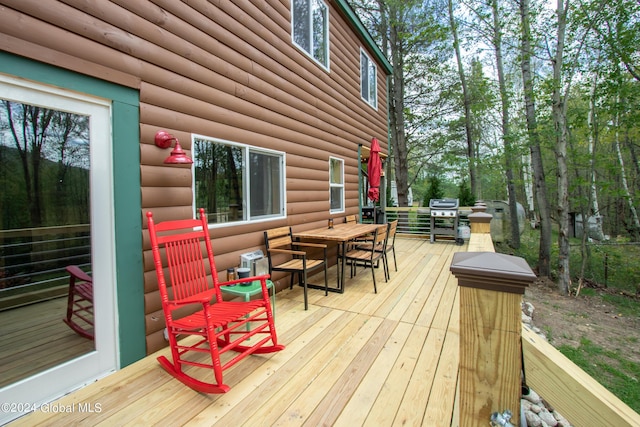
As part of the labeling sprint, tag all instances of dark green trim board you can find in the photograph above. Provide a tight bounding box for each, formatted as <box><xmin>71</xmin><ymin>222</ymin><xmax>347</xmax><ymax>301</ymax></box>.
<box><xmin>335</xmin><ymin>0</ymin><xmax>393</xmax><ymax>75</ymax></box>
<box><xmin>0</xmin><ymin>51</ymin><xmax>145</xmax><ymax>367</ymax></box>
<box><xmin>111</xmin><ymin>100</ymin><xmax>145</xmax><ymax>367</ymax></box>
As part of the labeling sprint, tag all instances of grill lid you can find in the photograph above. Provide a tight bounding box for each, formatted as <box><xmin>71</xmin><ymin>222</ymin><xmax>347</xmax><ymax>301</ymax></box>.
<box><xmin>429</xmin><ymin>198</ymin><xmax>459</xmax><ymax>209</ymax></box>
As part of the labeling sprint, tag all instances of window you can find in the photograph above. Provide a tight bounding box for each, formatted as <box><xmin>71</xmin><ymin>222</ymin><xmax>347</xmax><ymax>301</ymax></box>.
<box><xmin>329</xmin><ymin>157</ymin><xmax>344</xmax><ymax>213</ymax></box>
<box><xmin>360</xmin><ymin>49</ymin><xmax>378</xmax><ymax>109</ymax></box>
<box><xmin>292</xmin><ymin>0</ymin><xmax>329</xmax><ymax>69</ymax></box>
<box><xmin>193</xmin><ymin>136</ymin><xmax>285</xmax><ymax>225</ymax></box>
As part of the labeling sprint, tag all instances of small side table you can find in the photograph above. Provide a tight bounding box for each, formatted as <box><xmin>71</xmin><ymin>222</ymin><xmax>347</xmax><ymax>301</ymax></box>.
<box><xmin>221</xmin><ymin>279</ymin><xmax>276</xmax><ymax>328</ymax></box>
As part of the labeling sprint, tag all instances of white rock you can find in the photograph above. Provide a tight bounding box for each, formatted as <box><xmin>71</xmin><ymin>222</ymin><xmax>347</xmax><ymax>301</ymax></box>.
<box><xmin>538</xmin><ymin>409</ymin><xmax>558</xmax><ymax>426</ymax></box>
<box><xmin>523</xmin><ymin>388</ymin><xmax>542</xmax><ymax>404</ymax></box>
<box><xmin>522</xmin><ymin>301</ymin><xmax>535</xmax><ymax>317</ymax></box>
<box><xmin>525</xmin><ymin>411</ymin><xmax>544</xmax><ymax>427</ymax></box>
<box><xmin>553</xmin><ymin>411</ymin><xmax>572</xmax><ymax>427</ymax></box>
<box><xmin>529</xmin><ymin>403</ymin><xmax>542</xmax><ymax>414</ymax></box>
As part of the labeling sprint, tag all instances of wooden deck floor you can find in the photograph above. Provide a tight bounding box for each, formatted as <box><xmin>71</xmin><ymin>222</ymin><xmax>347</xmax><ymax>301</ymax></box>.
<box><xmin>10</xmin><ymin>237</ymin><xmax>467</xmax><ymax>426</ymax></box>
<box><xmin>0</xmin><ymin>297</ymin><xmax>94</xmax><ymax>388</ymax></box>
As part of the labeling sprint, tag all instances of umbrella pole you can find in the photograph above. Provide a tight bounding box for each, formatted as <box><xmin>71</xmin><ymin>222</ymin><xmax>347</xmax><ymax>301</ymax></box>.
<box><xmin>358</xmin><ymin>144</ymin><xmax>363</xmax><ymax>222</ymax></box>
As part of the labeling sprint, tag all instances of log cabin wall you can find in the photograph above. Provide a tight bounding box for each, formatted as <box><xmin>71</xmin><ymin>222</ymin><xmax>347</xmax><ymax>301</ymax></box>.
<box><xmin>0</xmin><ymin>0</ymin><xmax>390</xmax><ymax>354</ymax></box>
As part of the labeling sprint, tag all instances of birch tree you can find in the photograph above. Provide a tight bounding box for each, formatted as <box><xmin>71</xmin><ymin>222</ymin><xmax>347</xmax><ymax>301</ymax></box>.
<box><xmin>613</xmin><ymin>93</ymin><xmax>640</xmax><ymax>240</ymax></box>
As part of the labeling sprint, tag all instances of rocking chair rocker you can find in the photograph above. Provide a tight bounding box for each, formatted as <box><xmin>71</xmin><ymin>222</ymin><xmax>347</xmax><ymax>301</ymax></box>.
<box><xmin>63</xmin><ymin>265</ymin><xmax>94</xmax><ymax>340</ymax></box>
<box><xmin>147</xmin><ymin>209</ymin><xmax>284</xmax><ymax>393</ymax></box>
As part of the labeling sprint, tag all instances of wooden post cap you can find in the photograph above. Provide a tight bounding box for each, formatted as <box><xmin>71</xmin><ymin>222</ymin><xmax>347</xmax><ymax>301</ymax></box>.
<box><xmin>468</xmin><ymin>211</ymin><xmax>492</xmax><ymax>223</ymax></box>
<box><xmin>471</xmin><ymin>203</ymin><xmax>487</xmax><ymax>213</ymax></box>
<box><xmin>450</xmin><ymin>251</ymin><xmax>536</xmax><ymax>294</ymax></box>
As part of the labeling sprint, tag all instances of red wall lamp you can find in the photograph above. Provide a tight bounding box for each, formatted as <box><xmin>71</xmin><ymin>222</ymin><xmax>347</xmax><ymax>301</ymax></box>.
<box><xmin>154</xmin><ymin>130</ymin><xmax>193</xmax><ymax>164</ymax></box>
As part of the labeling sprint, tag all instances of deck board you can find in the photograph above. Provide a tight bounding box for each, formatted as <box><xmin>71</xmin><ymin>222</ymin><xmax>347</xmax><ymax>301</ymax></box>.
<box><xmin>8</xmin><ymin>238</ymin><xmax>468</xmax><ymax>426</ymax></box>
<box><xmin>0</xmin><ymin>297</ymin><xmax>94</xmax><ymax>388</ymax></box>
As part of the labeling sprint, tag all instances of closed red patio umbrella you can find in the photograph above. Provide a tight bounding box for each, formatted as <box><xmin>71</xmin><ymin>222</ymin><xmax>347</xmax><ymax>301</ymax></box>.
<box><xmin>367</xmin><ymin>137</ymin><xmax>382</xmax><ymax>202</ymax></box>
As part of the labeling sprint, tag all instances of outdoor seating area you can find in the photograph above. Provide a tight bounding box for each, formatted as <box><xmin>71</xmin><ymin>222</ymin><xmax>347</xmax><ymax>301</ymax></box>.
<box><xmin>10</xmin><ymin>236</ymin><xmax>466</xmax><ymax>426</ymax></box>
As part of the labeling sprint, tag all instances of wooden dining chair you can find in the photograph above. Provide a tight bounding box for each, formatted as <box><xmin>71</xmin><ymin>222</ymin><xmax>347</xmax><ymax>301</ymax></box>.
<box><xmin>344</xmin><ymin>224</ymin><xmax>389</xmax><ymax>293</ymax></box>
<box><xmin>264</xmin><ymin>226</ymin><xmax>328</xmax><ymax>310</ymax></box>
<box><xmin>345</xmin><ymin>214</ymin><xmax>358</xmax><ymax>223</ymax></box>
<box><xmin>147</xmin><ymin>209</ymin><xmax>284</xmax><ymax>393</ymax></box>
<box><xmin>357</xmin><ymin>220</ymin><xmax>398</xmax><ymax>276</ymax></box>
<box><xmin>384</xmin><ymin>220</ymin><xmax>399</xmax><ymax>273</ymax></box>
<box><xmin>344</xmin><ymin>213</ymin><xmax>374</xmax><ymax>245</ymax></box>
<box><xmin>63</xmin><ymin>265</ymin><xmax>94</xmax><ymax>340</ymax></box>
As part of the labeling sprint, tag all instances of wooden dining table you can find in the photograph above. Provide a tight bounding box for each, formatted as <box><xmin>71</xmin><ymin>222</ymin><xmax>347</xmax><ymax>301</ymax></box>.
<box><xmin>293</xmin><ymin>222</ymin><xmax>381</xmax><ymax>293</ymax></box>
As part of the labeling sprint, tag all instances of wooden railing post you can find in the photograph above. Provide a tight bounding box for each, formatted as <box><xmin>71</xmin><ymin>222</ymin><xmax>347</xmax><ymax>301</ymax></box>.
<box><xmin>468</xmin><ymin>202</ymin><xmax>492</xmax><ymax>235</ymax></box>
<box><xmin>450</xmin><ymin>252</ymin><xmax>536</xmax><ymax>427</ymax></box>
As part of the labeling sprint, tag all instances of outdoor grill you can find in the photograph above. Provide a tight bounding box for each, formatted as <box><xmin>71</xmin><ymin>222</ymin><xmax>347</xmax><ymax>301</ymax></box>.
<box><xmin>429</xmin><ymin>198</ymin><xmax>460</xmax><ymax>243</ymax></box>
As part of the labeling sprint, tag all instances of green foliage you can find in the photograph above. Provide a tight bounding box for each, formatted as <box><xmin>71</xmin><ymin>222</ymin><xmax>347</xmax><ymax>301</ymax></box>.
<box><xmin>559</xmin><ymin>338</ymin><xmax>640</xmax><ymax>413</ymax></box>
<box><xmin>601</xmin><ymin>293</ymin><xmax>640</xmax><ymax>318</ymax></box>
<box><xmin>502</xmin><ymin>226</ymin><xmax>640</xmax><ymax>411</ymax></box>
<box><xmin>457</xmin><ymin>179</ymin><xmax>475</xmax><ymax>206</ymax></box>
<box><xmin>422</xmin><ymin>174</ymin><xmax>444</xmax><ymax>205</ymax></box>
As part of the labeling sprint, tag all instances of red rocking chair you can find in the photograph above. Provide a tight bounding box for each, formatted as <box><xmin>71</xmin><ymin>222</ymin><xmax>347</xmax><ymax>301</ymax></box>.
<box><xmin>147</xmin><ymin>209</ymin><xmax>284</xmax><ymax>393</ymax></box>
<box><xmin>63</xmin><ymin>265</ymin><xmax>94</xmax><ymax>340</ymax></box>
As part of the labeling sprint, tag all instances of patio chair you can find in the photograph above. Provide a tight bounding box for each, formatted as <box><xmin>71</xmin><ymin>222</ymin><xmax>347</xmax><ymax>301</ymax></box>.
<box><xmin>344</xmin><ymin>224</ymin><xmax>389</xmax><ymax>293</ymax></box>
<box><xmin>357</xmin><ymin>220</ymin><xmax>398</xmax><ymax>275</ymax></box>
<box><xmin>63</xmin><ymin>265</ymin><xmax>94</xmax><ymax>340</ymax></box>
<box><xmin>384</xmin><ymin>220</ymin><xmax>399</xmax><ymax>273</ymax></box>
<box><xmin>345</xmin><ymin>214</ymin><xmax>358</xmax><ymax>223</ymax></box>
<box><xmin>264</xmin><ymin>226</ymin><xmax>328</xmax><ymax>310</ymax></box>
<box><xmin>147</xmin><ymin>209</ymin><xmax>284</xmax><ymax>394</ymax></box>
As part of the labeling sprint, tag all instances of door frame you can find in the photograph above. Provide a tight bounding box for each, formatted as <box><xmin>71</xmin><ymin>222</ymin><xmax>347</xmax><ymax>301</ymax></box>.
<box><xmin>0</xmin><ymin>52</ymin><xmax>144</xmax><ymax>423</ymax></box>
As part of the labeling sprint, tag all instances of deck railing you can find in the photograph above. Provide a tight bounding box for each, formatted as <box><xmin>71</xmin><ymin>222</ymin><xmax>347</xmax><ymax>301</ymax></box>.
<box><xmin>0</xmin><ymin>225</ymin><xmax>91</xmax><ymax>310</ymax></box>
<box><xmin>457</xmin><ymin>207</ymin><xmax>640</xmax><ymax>426</ymax></box>
<box><xmin>373</xmin><ymin>206</ymin><xmax>472</xmax><ymax>237</ymax></box>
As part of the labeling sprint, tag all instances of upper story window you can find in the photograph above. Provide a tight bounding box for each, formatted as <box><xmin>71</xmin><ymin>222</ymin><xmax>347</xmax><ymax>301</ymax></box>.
<box><xmin>329</xmin><ymin>157</ymin><xmax>344</xmax><ymax>213</ymax></box>
<box><xmin>360</xmin><ymin>49</ymin><xmax>378</xmax><ymax>109</ymax></box>
<box><xmin>193</xmin><ymin>136</ymin><xmax>286</xmax><ymax>225</ymax></box>
<box><xmin>292</xmin><ymin>0</ymin><xmax>329</xmax><ymax>70</ymax></box>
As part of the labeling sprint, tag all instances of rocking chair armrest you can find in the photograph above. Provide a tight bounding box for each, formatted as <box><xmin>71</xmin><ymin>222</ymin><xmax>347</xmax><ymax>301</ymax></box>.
<box><xmin>220</xmin><ymin>274</ymin><xmax>271</xmax><ymax>287</ymax></box>
<box><xmin>167</xmin><ymin>290</ymin><xmax>217</xmax><ymax>307</ymax></box>
<box><xmin>268</xmin><ymin>247</ymin><xmax>307</xmax><ymax>257</ymax></box>
<box><xmin>66</xmin><ymin>265</ymin><xmax>92</xmax><ymax>283</ymax></box>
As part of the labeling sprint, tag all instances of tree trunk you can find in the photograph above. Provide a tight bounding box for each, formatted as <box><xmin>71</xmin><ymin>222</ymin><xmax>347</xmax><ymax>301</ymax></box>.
<box><xmin>587</xmin><ymin>72</ymin><xmax>604</xmax><ymax>240</ymax></box>
<box><xmin>518</xmin><ymin>0</ymin><xmax>552</xmax><ymax>277</ymax></box>
<box><xmin>388</xmin><ymin>4</ymin><xmax>410</xmax><ymax>208</ymax></box>
<box><xmin>491</xmin><ymin>0</ymin><xmax>520</xmax><ymax>249</ymax></box>
<box><xmin>614</xmin><ymin>95</ymin><xmax>640</xmax><ymax>240</ymax></box>
<box><xmin>448</xmin><ymin>0</ymin><xmax>478</xmax><ymax>199</ymax></box>
<box><xmin>552</xmin><ymin>0</ymin><xmax>570</xmax><ymax>295</ymax></box>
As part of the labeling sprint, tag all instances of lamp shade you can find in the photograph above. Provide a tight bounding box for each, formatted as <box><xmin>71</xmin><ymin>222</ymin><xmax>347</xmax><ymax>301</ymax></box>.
<box><xmin>164</xmin><ymin>141</ymin><xmax>193</xmax><ymax>164</ymax></box>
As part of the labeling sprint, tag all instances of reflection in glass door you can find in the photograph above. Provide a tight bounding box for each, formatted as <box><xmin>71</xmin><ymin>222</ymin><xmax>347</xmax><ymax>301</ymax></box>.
<box><xmin>0</xmin><ymin>74</ymin><xmax>117</xmax><ymax>424</ymax></box>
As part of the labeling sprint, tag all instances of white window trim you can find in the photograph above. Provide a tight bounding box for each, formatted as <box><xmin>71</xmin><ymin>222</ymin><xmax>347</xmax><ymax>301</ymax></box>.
<box><xmin>360</xmin><ymin>48</ymin><xmax>378</xmax><ymax>110</ymax></box>
<box><xmin>329</xmin><ymin>156</ymin><xmax>345</xmax><ymax>214</ymax></box>
<box><xmin>291</xmin><ymin>0</ymin><xmax>331</xmax><ymax>72</ymax></box>
<box><xmin>192</xmin><ymin>134</ymin><xmax>287</xmax><ymax>227</ymax></box>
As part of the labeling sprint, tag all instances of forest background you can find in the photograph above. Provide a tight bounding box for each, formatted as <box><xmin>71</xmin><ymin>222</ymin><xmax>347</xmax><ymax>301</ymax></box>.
<box><xmin>347</xmin><ymin>0</ymin><xmax>640</xmax><ymax>411</ymax></box>
<box><xmin>348</xmin><ymin>0</ymin><xmax>640</xmax><ymax>293</ymax></box>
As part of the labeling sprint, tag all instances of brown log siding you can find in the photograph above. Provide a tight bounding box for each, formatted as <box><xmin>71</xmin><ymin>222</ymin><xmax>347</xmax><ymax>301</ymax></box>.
<box><xmin>0</xmin><ymin>0</ymin><xmax>389</xmax><ymax>353</ymax></box>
